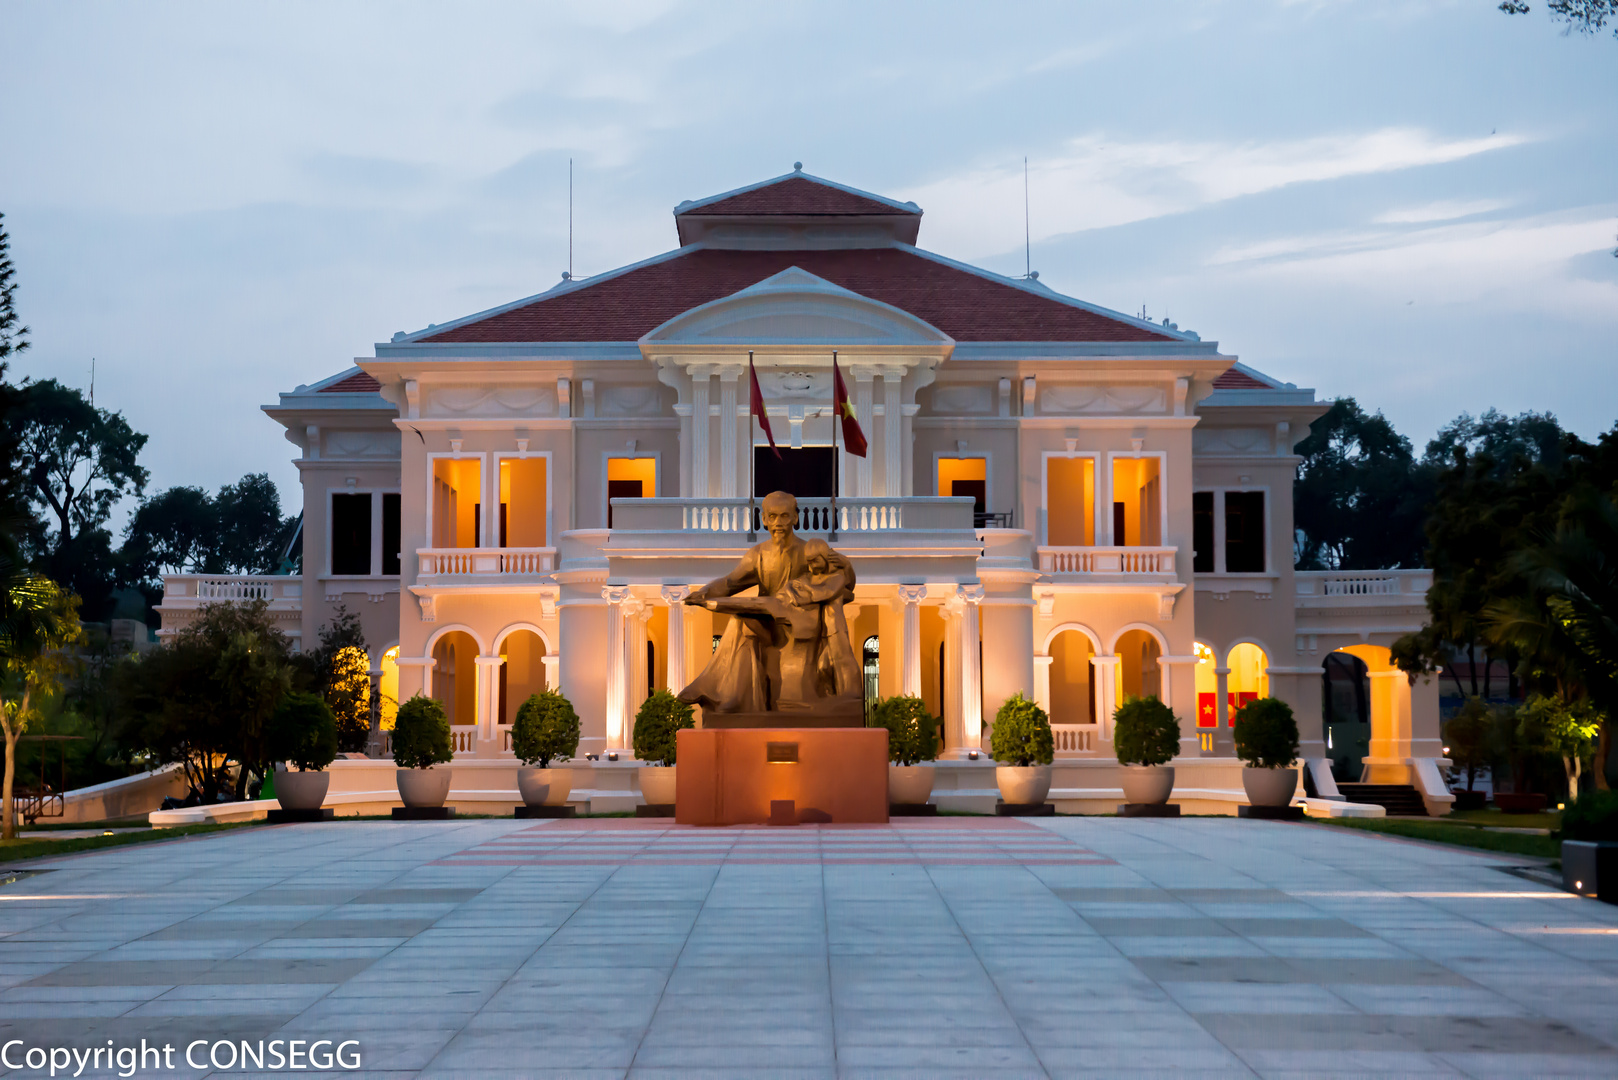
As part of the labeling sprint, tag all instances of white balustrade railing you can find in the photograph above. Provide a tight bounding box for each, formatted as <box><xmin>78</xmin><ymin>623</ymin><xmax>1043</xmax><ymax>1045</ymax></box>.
<box><xmin>163</xmin><ymin>574</ymin><xmax>301</xmax><ymax>604</ymax></box>
<box><xmin>1295</xmin><ymin>569</ymin><xmax>1431</xmax><ymax>598</ymax></box>
<box><xmin>1051</xmin><ymin>724</ymin><xmax>1098</xmax><ymax>753</ymax></box>
<box><xmin>451</xmin><ymin>727</ymin><xmax>477</xmax><ymax>755</ymax></box>
<box><xmin>1038</xmin><ymin>547</ymin><xmax>1177</xmax><ymax>575</ymax></box>
<box><xmin>417</xmin><ymin>548</ymin><xmax>555</xmax><ymax>578</ymax></box>
<box><xmin>677</xmin><ymin>498</ymin><xmax>909</xmax><ymax>534</ymax></box>
<box><xmin>610</xmin><ymin>496</ymin><xmax>975</xmax><ymax>535</ymax></box>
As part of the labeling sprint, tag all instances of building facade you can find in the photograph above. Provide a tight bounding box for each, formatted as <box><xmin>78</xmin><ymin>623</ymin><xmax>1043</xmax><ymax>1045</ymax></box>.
<box><xmin>160</xmin><ymin>169</ymin><xmax>1448</xmax><ymax>814</ymax></box>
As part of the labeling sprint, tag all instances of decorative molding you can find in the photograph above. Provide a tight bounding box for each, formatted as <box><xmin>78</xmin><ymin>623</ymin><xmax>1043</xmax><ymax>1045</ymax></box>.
<box><xmin>1038</xmin><ymin>385</ymin><xmax>1165</xmax><ymax>415</ymax></box>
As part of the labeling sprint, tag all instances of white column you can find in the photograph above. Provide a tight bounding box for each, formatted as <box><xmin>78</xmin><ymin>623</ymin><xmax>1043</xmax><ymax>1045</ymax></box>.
<box><xmin>719</xmin><ymin>368</ymin><xmax>740</xmax><ymax>497</ymax></box>
<box><xmin>1092</xmin><ymin>656</ymin><xmax>1121</xmax><ymax>741</ymax></box>
<box><xmin>1033</xmin><ymin>655</ymin><xmax>1054</xmax><ymax>715</ymax></box>
<box><xmin>880</xmin><ymin>366</ymin><xmax>904</xmax><ymax>496</ymax></box>
<box><xmin>942</xmin><ymin>599</ymin><xmax>964</xmax><ymax>751</ymax></box>
<box><xmin>1214</xmin><ymin>666</ymin><xmax>1231</xmax><ymax>729</ymax></box>
<box><xmin>854</xmin><ymin>368</ymin><xmax>875</xmax><ymax>496</ymax></box>
<box><xmin>958</xmin><ymin>584</ymin><xmax>985</xmax><ymax>748</ymax></box>
<box><xmin>897</xmin><ymin>584</ymin><xmax>927</xmax><ymax>697</ymax></box>
<box><xmin>475</xmin><ymin>655</ymin><xmax>504</xmax><ymax>752</ymax></box>
<box><xmin>541</xmin><ymin>653</ymin><xmax>560</xmax><ymax>695</ymax></box>
<box><xmin>627</xmin><ymin>598</ymin><xmax>650</xmax><ymax>719</ymax></box>
<box><xmin>1158</xmin><ymin>656</ymin><xmax>1199</xmax><ymax>758</ymax></box>
<box><xmin>661</xmin><ymin>585</ymin><xmax>692</xmax><ymax>692</ymax></box>
<box><xmin>394</xmin><ymin>657</ymin><xmax>436</xmax><ymax>706</ymax></box>
<box><xmin>602</xmin><ymin>586</ymin><xmax>631</xmax><ymax>749</ymax></box>
<box><xmin>689</xmin><ymin>367</ymin><xmax>712</xmax><ymax>498</ymax></box>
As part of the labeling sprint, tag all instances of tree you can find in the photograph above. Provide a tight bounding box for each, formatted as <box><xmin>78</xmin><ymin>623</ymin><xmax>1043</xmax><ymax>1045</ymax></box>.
<box><xmin>119</xmin><ymin>474</ymin><xmax>294</xmax><ymax>597</ymax></box>
<box><xmin>0</xmin><ymin>569</ymin><xmax>83</xmax><ymax>840</ymax></box>
<box><xmin>120</xmin><ymin>599</ymin><xmax>295</xmax><ymax>803</ymax></box>
<box><xmin>14</xmin><ymin>379</ymin><xmax>148</xmax><ymax>617</ymax></box>
<box><xmin>1395</xmin><ymin>410</ymin><xmax>1572</xmax><ymax>700</ymax></box>
<box><xmin>0</xmin><ymin>212</ymin><xmax>32</xmax><ymax>541</ymax></box>
<box><xmin>1500</xmin><ymin>1</ymin><xmax>1617</xmax><ymax>39</ymax></box>
<box><xmin>1293</xmin><ymin>398</ymin><xmax>1432</xmax><ymax>571</ymax></box>
<box><xmin>303</xmin><ymin>606</ymin><xmax>371</xmax><ymax>754</ymax></box>
<box><xmin>1517</xmin><ymin>694</ymin><xmax>1602</xmax><ymax>801</ymax></box>
<box><xmin>1484</xmin><ymin>488</ymin><xmax>1618</xmax><ymax>788</ymax></box>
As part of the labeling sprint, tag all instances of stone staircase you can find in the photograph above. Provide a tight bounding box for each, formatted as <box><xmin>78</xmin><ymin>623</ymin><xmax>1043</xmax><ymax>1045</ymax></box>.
<box><xmin>1336</xmin><ymin>783</ymin><xmax>1428</xmax><ymax>817</ymax></box>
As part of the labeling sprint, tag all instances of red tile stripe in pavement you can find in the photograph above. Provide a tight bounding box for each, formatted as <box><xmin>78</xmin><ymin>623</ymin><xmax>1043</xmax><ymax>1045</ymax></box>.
<box><xmin>429</xmin><ymin>818</ymin><xmax>1116</xmax><ymax>869</ymax></box>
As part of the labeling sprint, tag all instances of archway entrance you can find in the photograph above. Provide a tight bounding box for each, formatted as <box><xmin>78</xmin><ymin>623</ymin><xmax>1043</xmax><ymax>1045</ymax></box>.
<box><xmin>1323</xmin><ymin>651</ymin><xmax>1371</xmax><ymax>781</ymax></box>
<box><xmin>1048</xmin><ymin>629</ymin><xmax>1095</xmax><ymax>726</ymax></box>
<box><xmin>1115</xmin><ymin>629</ymin><xmax>1162</xmax><ymax>703</ymax></box>
<box><xmin>1227</xmin><ymin>643</ymin><xmax>1269</xmax><ymax>715</ymax></box>
<box><xmin>499</xmin><ymin>631</ymin><xmax>548</xmax><ymax>725</ymax></box>
<box><xmin>430</xmin><ymin>631</ymin><xmax>478</xmax><ymax>728</ymax></box>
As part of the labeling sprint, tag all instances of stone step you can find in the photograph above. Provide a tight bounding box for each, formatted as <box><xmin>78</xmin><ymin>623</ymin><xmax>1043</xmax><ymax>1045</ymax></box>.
<box><xmin>1337</xmin><ymin>783</ymin><xmax>1428</xmax><ymax>817</ymax></box>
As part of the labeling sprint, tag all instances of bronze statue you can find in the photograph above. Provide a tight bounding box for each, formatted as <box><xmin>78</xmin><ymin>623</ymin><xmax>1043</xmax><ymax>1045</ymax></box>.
<box><xmin>677</xmin><ymin>491</ymin><xmax>862</xmax><ymax>721</ymax></box>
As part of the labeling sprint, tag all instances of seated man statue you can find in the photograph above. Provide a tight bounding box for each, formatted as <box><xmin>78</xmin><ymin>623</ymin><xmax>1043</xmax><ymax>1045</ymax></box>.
<box><xmin>677</xmin><ymin>490</ymin><xmax>862</xmax><ymax>719</ymax></box>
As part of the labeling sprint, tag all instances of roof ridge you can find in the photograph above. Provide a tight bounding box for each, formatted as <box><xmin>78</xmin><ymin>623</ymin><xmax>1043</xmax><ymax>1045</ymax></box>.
<box><xmin>675</xmin><ymin>169</ymin><xmax>921</xmax><ymax>216</ymax></box>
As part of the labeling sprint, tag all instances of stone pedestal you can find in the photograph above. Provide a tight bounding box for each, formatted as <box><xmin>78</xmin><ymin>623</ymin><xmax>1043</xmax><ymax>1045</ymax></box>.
<box><xmin>675</xmin><ymin>727</ymin><xmax>889</xmax><ymax>826</ymax></box>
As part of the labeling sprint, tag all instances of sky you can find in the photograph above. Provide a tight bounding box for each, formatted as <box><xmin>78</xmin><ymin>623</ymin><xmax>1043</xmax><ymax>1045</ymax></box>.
<box><xmin>2</xmin><ymin>0</ymin><xmax>1615</xmax><ymax>520</ymax></box>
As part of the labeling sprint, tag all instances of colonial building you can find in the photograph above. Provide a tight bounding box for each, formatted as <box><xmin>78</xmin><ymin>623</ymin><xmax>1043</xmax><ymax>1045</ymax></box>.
<box><xmin>160</xmin><ymin>168</ymin><xmax>1449</xmax><ymax>815</ymax></box>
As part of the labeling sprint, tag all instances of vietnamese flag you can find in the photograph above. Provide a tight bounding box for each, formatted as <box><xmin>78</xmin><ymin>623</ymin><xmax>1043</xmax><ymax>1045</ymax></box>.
<box><xmin>749</xmin><ymin>352</ymin><xmax>780</xmax><ymax>459</ymax></box>
<box><xmin>832</xmin><ymin>354</ymin><xmax>868</xmax><ymax>458</ymax></box>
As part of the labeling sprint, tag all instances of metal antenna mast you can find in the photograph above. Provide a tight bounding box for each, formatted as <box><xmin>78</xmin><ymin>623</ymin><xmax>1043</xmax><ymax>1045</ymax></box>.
<box><xmin>1024</xmin><ymin>156</ymin><xmax>1031</xmax><ymax>279</ymax></box>
<box><xmin>568</xmin><ymin>158</ymin><xmax>573</xmax><ymax>280</ymax></box>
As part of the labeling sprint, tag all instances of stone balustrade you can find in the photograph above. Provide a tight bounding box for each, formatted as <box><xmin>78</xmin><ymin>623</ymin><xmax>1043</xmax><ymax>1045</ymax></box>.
<box><xmin>1038</xmin><ymin>546</ymin><xmax>1178</xmax><ymax>576</ymax></box>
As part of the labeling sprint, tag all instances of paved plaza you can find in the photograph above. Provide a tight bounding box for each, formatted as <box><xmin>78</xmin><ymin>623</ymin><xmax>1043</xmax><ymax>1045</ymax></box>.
<box><xmin>3</xmin><ymin>817</ymin><xmax>1618</xmax><ymax>1079</ymax></box>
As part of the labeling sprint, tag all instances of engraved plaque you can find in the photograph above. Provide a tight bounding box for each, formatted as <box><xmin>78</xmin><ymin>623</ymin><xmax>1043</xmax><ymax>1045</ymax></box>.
<box><xmin>766</xmin><ymin>741</ymin><xmax>800</xmax><ymax>763</ymax></box>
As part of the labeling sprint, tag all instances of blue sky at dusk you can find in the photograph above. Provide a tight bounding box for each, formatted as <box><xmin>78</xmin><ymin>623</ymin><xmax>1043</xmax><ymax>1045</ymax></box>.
<box><xmin>2</xmin><ymin>0</ymin><xmax>1614</xmax><ymax>511</ymax></box>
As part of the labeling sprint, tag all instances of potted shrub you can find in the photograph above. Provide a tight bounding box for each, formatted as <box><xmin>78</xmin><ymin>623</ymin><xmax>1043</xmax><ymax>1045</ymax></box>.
<box><xmin>1561</xmin><ymin>790</ymin><xmax>1618</xmax><ymax>903</ymax></box>
<box><xmin>633</xmin><ymin>689</ymin><xmax>694</xmax><ymax>807</ymax></box>
<box><xmin>990</xmin><ymin>693</ymin><xmax>1055</xmax><ymax>805</ymax></box>
<box><xmin>266</xmin><ymin>692</ymin><xmax>339</xmax><ymax>811</ymax></box>
<box><xmin>512</xmin><ymin>689</ymin><xmax>580</xmax><ymax>807</ymax></box>
<box><xmin>870</xmin><ymin>695</ymin><xmax>940</xmax><ymax>806</ymax></box>
<box><xmin>1233</xmin><ymin>697</ymin><xmax>1300</xmax><ymax>807</ymax></box>
<box><xmin>393</xmin><ymin>694</ymin><xmax>454</xmax><ymax>807</ymax></box>
<box><xmin>1113</xmin><ymin>696</ymin><xmax>1180</xmax><ymax>806</ymax></box>
<box><xmin>1444</xmin><ymin>697</ymin><xmax>1498</xmax><ymax>811</ymax></box>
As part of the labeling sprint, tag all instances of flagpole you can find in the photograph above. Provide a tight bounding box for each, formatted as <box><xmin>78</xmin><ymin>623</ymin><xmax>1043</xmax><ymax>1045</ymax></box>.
<box><xmin>747</xmin><ymin>351</ymin><xmax>757</xmax><ymax>541</ymax></box>
<box><xmin>828</xmin><ymin>350</ymin><xmax>839</xmax><ymax>541</ymax></box>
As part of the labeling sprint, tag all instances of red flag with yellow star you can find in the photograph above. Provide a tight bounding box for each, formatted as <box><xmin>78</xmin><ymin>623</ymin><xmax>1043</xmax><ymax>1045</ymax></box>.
<box><xmin>832</xmin><ymin>355</ymin><xmax>867</xmax><ymax>457</ymax></box>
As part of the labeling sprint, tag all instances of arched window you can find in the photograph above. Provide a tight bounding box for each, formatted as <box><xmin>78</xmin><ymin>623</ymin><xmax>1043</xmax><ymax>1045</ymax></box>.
<box><xmin>863</xmin><ymin>635</ymin><xmax>880</xmax><ymax>718</ymax></box>
<box><xmin>430</xmin><ymin>631</ymin><xmax>479</xmax><ymax>727</ymax></box>
<box><xmin>379</xmin><ymin>646</ymin><xmax>400</xmax><ymax>730</ymax></box>
<box><xmin>1227</xmin><ymin>643</ymin><xmax>1269</xmax><ymax>720</ymax></box>
<box><xmin>1115</xmin><ymin>629</ymin><xmax>1163</xmax><ymax>703</ymax></box>
<box><xmin>498</xmin><ymin>631</ymin><xmax>548</xmax><ymax>725</ymax></box>
<box><xmin>1193</xmin><ymin>642</ymin><xmax>1217</xmax><ymax>728</ymax></box>
<box><xmin>1048</xmin><ymin>629</ymin><xmax>1095</xmax><ymax>725</ymax></box>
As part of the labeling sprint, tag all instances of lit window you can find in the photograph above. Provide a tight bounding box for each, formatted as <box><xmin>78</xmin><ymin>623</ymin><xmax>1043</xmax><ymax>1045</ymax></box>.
<box><xmin>607</xmin><ymin>457</ymin><xmax>656</xmax><ymax>528</ymax></box>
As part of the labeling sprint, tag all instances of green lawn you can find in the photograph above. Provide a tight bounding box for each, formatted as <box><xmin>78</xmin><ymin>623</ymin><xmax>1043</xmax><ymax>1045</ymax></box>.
<box><xmin>1445</xmin><ymin>807</ymin><xmax>1563</xmax><ymax>831</ymax></box>
<box><xmin>1313</xmin><ymin>816</ymin><xmax>1560</xmax><ymax>860</ymax></box>
<box><xmin>0</xmin><ymin>822</ymin><xmax>260</xmax><ymax>865</ymax></box>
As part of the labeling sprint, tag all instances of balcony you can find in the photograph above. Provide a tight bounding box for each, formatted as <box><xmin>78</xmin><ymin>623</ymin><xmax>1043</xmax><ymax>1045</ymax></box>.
<box><xmin>156</xmin><ymin>574</ymin><xmax>303</xmax><ymax>639</ymax></box>
<box><xmin>629</xmin><ymin>496</ymin><xmax>973</xmax><ymax>536</ymax></box>
<box><xmin>1294</xmin><ymin>568</ymin><xmax>1433</xmax><ymax>639</ymax></box>
<box><xmin>416</xmin><ymin>547</ymin><xmax>556</xmax><ymax>580</ymax></box>
<box><xmin>1039</xmin><ymin>546</ymin><xmax>1176</xmax><ymax>575</ymax></box>
<box><xmin>1295</xmin><ymin>569</ymin><xmax>1432</xmax><ymax>599</ymax></box>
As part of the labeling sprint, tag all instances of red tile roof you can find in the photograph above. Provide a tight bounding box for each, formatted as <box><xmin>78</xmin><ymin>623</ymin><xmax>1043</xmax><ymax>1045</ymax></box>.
<box><xmin>681</xmin><ymin>176</ymin><xmax>916</xmax><ymax>217</ymax></box>
<box><xmin>1211</xmin><ymin>369</ymin><xmax>1271</xmax><ymax>390</ymax></box>
<box><xmin>319</xmin><ymin>371</ymin><xmax>381</xmax><ymax>393</ymax></box>
<box><xmin>423</xmin><ymin>248</ymin><xmax>1175</xmax><ymax>344</ymax></box>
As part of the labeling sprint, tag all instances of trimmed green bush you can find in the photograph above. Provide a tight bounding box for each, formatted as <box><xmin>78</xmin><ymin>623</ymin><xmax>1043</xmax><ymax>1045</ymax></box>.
<box><xmin>1113</xmin><ymin>696</ymin><xmax>1180</xmax><ymax>767</ymax></box>
<box><xmin>265</xmin><ymin>692</ymin><xmax>339</xmax><ymax>772</ymax></box>
<box><xmin>869</xmin><ymin>696</ymin><xmax>940</xmax><ymax>766</ymax></box>
<box><xmin>392</xmin><ymin>694</ymin><xmax>453</xmax><ymax>770</ymax></box>
<box><xmin>1561</xmin><ymin>790</ymin><xmax>1618</xmax><ymax>843</ymax></box>
<box><xmin>511</xmin><ymin>689</ymin><xmax>580</xmax><ymax>768</ymax></box>
<box><xmin>990</xmin><ymin>692</ymin><xmax>1054</xmax><ymax>767</ymax></box>
<box><xmin>633</xmin><ymin>690</ymin><xmax>694</xmax><ymax>766</ymax></box>
<box><xmin>1232</xmin><ymin>696</ymin><xmax>1299</xmax><ymax>769</ymax></box>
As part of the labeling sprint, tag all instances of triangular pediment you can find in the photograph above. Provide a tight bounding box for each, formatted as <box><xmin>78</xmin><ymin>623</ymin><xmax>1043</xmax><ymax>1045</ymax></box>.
<box><xmin>638</xmin><ymin>267</ymin><xmax>953</xmax><ymax>350</ymax></box>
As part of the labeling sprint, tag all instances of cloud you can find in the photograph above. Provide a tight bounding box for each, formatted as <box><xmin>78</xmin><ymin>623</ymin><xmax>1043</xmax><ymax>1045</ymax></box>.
<box><xmin>908</xmin><ymin>128</ymin><xmax>1532</xmax><ymax>259</ymax></box>
<box><xmin>1208</xmin><ymin>207</ymin><xmax>1618</xmax><ymax>318</ymax></box>
<box><xmin>1373</xmin><ymin>198</ymin><xmax>1514</xmax><ymax>224</ymax></box>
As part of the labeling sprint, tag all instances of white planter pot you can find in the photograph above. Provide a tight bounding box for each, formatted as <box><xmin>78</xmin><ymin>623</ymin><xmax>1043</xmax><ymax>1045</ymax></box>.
<box><xmin>1119</xmin><ymin>764</ymin><xmax>1174</xmax><ymax>805</ymax></box>
<box><xmin>275</xmin><ymin>769</ymin><xmax>329</xmax><ymax>811</ymax></box>
<box><xmin>396</xmin><ymin>767</ymin><xmax>452</xmax><ymax>809</ymax></box>
<box><xmin>888</xmin><ymin>764</ymin><xmax>937</xmax><ymax>806</ymax></box>
<box><xmin>639</xmin><ymin>765</ymin><xmax>677</xmax><ymax>806</ymax></box>
<box><xmin>517</xmin><ymin>766</ymin><xmax>573</xmax><ymax>808</ymax></box>
<box><xmin>1243</xmin><ymin>766</ymin><xmax>1299</xmax><ymax>808</ymax></box>
<box><xmin>996</xmin><ymin>765</ymin><xmax>1052</xmax><ymax>806</ymax></box>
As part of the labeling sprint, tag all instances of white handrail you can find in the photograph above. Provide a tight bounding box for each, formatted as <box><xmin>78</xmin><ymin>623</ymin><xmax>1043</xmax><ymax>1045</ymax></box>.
<box><xmin>1038</xmin><ymin>547</ymin><xmax>1177</xmax><ymax>574</ymax></box>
